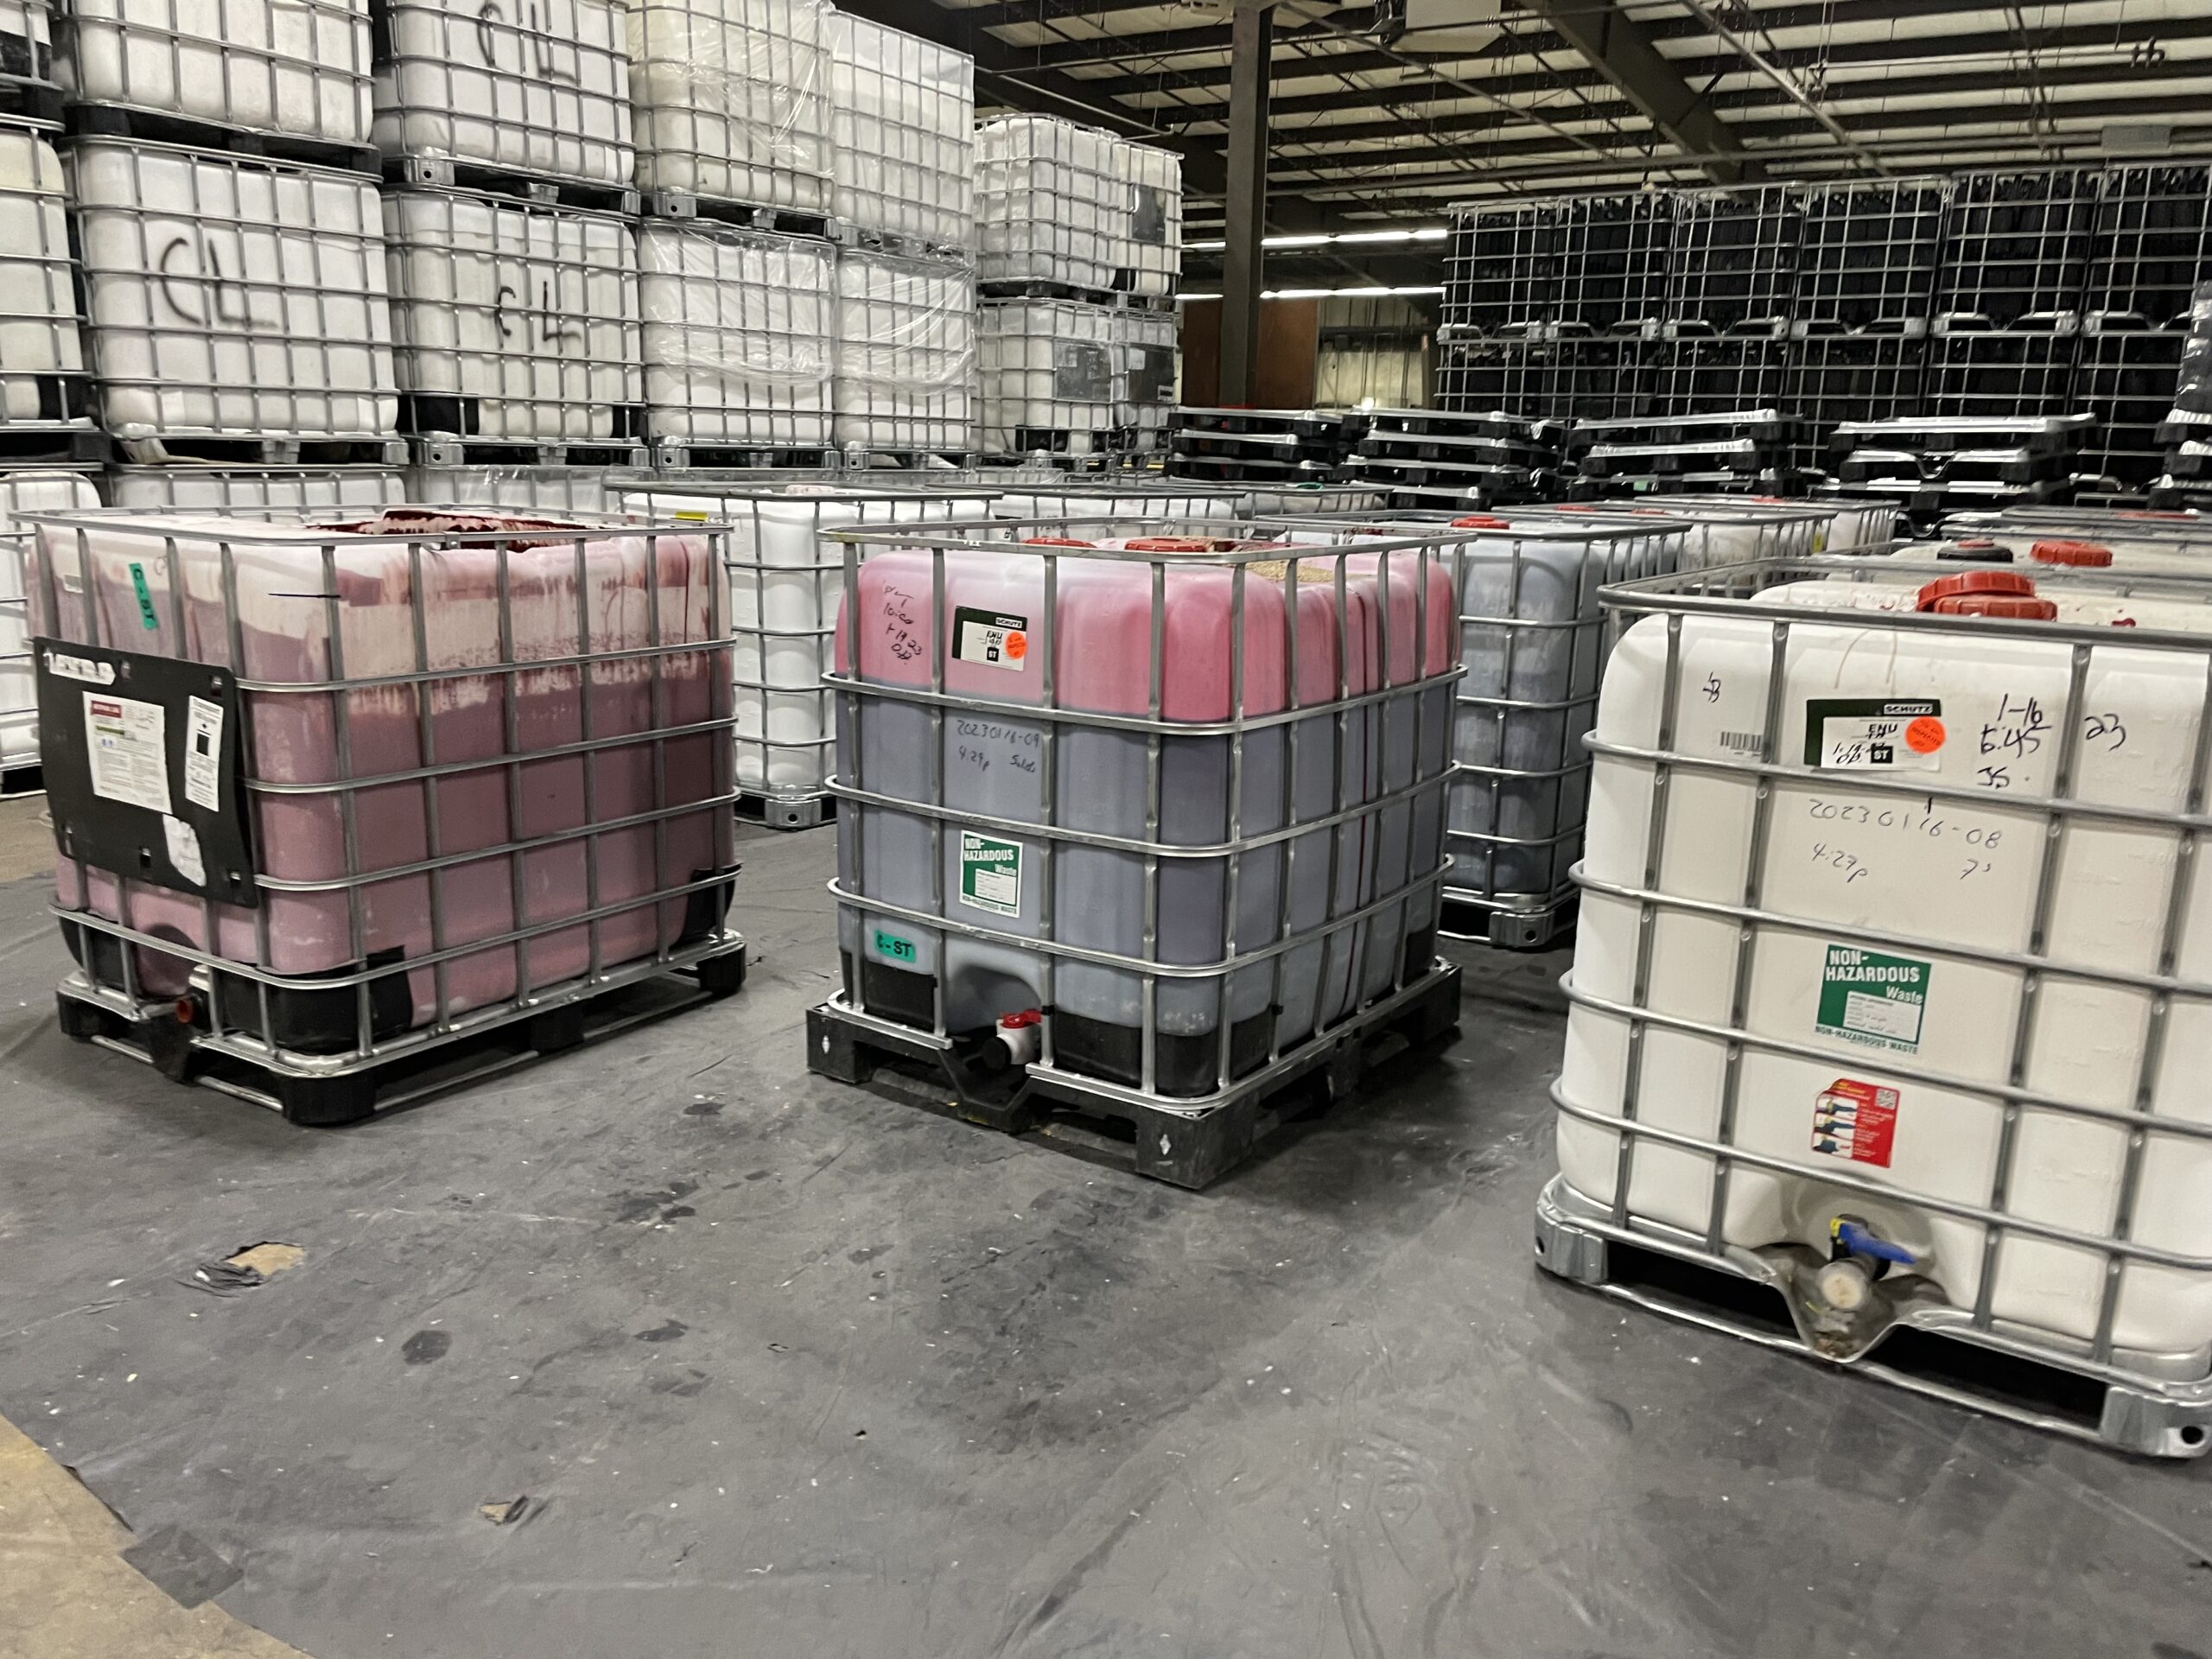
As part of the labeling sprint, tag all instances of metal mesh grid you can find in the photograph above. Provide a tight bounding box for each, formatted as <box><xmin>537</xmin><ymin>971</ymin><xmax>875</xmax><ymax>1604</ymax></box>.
<box><xmin>1934</xmin><ymin>168</ymin><xmax>2099</xmax><ymax>327</ymax></box>
<box><xmin>1789</xmin><ymin>334</ymin><xmax>1925</xmax><ymax>470</ymax></box>
<box><xmin>831</xmin><ymin>246</ymin><xmax>976</xmax><ymax>454</ymax></box>
<box><xmin>31</xmin><ymin>505</ymin><xmax>739</xmax><ymax>1071</ymax></box>
<box><xmin>0</xmin><ymin>466</ymin><xmax>100</xmax><ymax>772</ymax></box>
<box><xmin>406</xmin><ymin>463</ymin><xmax>611</xmax><ymax>512</ymax></box>
<box><xmin>1648</xmin><ymin>339</ymin><xmax>1794</xmax><ymax>420</ymax></box>
<box><xmin>2088</xmin><ymin>164</ymin><xmax>2212</xmax><ymax>330</ymax></box>
<box><xmin>1556</xmin><ymin>557</ymin><xmax>2212</xmax><ymax>1405</ymax></box>
<box><xmin>619</xmin><ymin>477</ymin><xmax>997</xmax><ymax>798</ymax></box>
<box><xmin>384</xmin><ymin>187</ymin><xmax>640</xmax><ymax>442</ymax></box>
<box><xmin>1440</xmin><ymin>200</ymin><xmax>1567</xmax><ymax>340</ymax></box>
<box><xmin>109</xmin><ymin>463</ymin><xmax>406</xmax><ymax>510</ymax></box>
<box><xmin>978</xmin><ymin>297</ymin><xmax>1115</xmax><ymax>458</ymax></box>
<box><xmin>2075</xmin><ymin>323</ymin><xmax>2185</xmax><ymax>493</ymax></box>
<box><xmin>1433</xmin><ymin>340</ymin><xmax>1554</xmax><ymax>413</ymax></box>
<box><xmin>1664</xmin><ymin>186</ymin><xmax>1798</xmax><ymax>340</ymax></box>
<box><xmin>639</xmin><ymin>219</ymin><xmax>831</xmax><ymax>447</ymax></box>
<box><xmin>1113</xmin><ymin>137</ymin><xmax>1179</xmax><ymax>299</ymax></box>
<box><xmin>67</xmin><ymin>137</ymin><xmax>398</xmax><ymax>442</ymax></box>
<box><xmin>1791</xmin><ymin>178</ymin><xmax>1948</xmax><ymax>336</ymax></box>
<box><xmin>2</xmin><ymin>0</ymin><xmax>57</xmax><ymax>100</ymax></box>
<box><xmin>828</xmin><ymin>10</ymin><xmax>972</xmax><ymax>251</ymax></box>
<box><xmin>0</xmin><ymin>121</ymin><xmax>86</xmax><ymax>428</ymax></box>
<box><xmin>825</xmin><ymin>513</ymin><xmax>1460</xmax><ymax>1105</ymax></box>
<box><xmin>1565</xmin><ymin>192</ymin><xmax>1673</xmax><ymax>338</ymax></box>
<box><xmin>975</xmin><ymin>114</ymin><xmax>1127</xmax><ymax>293</ymax></box>
<box><xmin>57</xmin><ymin>0</ymin><xmax>372</xmax><ymax>145</ymax></box>
<box><xmin>626</xmin><ymin>0</ymin><xmax>830</xmax><ymax>211</ymax></box>
<box><xmin>1114</xmin><ymin>304</ymin><xmax>1177</xmax><ymax>453</ymax></box>
<box><xmin>371</xmin><ymin>0</ymin><xmax>634</xmax><ymax>188</ymax></box>
<box><xmin>1927</xmin><ymin>327</ymin><xmax>2081</xmax><ymax>423</ymax></box>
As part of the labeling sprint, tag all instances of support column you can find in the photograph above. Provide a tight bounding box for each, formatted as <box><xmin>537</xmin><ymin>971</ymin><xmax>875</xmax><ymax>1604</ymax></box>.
<box><xmin>1218</xmin><ymin>3</ymin><xmax>1272</xmax><ymax>406</ymax></box>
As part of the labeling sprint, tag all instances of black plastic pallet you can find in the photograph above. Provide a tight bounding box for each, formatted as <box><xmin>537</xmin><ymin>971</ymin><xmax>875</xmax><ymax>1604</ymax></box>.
<box><xmin>0</xmin><ymin>372</ymin><xmax>93</xmax><ymax>430</ymax></box>
<box><xmin>642</xmin><ymin>189</ymin><xmax>832</xmax><ymax>239</ymax></box>
<box><xmin>0</xmin><ymin>77</ymin><xmax>64</xmax><ymax>126</ymax></box>
<box><xmin>117</xmin><ymin>435</ymin><xmax>407</xmax><ymax>466</ymax></box>
<box><xmin>1366</xmin><ymin>408</ymin><xmax>1567</xmax><ymax>445</ymax></box>
<box><xmin>1439</xmin><ymin>892</ymin><xmax>1575</xmax><ymax>952</ymax></box>
<box><xmin>830</xmin><ymin>222</ymin><xmax>969</xmax><ymax>264</ymax></box>
<box><xmin>55</xmin><ymin>943</ymin><xmax>747</xmax><ymax>1127</ymax></box>
<box><xmin>1348</xmin><ymin>459</ymin><xmax>1536</xmax><ymax>491</ymax></box>
<box><xmin>1359</xmin><ymin>432</ymin><xmax>1553</xmax><ymax>465</ymax></box>
<box><xmin>0</xmin><ymin>421</ymin><xmax>106</xmax><ymax>465</ymax></box>
<box><xmin>977</xmin><ymin>277</ymin><xmax>1119</xmax><ymax>307</ymax></box>
<box><xmin>404</xmin><ymin>433</ymin><xmax>645</xmax><ymax>469</ymax></box>
<box><xmin>736</xmin><ymin>790</ymin><xmax>833</xmax><ymax>831</ymax></box>
<box><xmin>805</xmin><ymin>963</ymin><xmax>1461</xmax><ymax>1189</ymax></box>
<box><xmin>1175</xmin><ymin>407</ymin><xmax>1357</xmax><ymax>441</ymax></box>
<box><xmin>1164</xmin><ymin>455</ymin><xmax>1335</xmax><ymax>481</ymax></box>
<box><xmin>0</xmin><ymin>760</ymin><xmax>44</xmax><ymax>798</ymax></box>
<box><xmin>648</xmin><ymin>440</ymin><xmax>836</xmax><ymax>472</ymax></box>
<box><xmin>64</xmin><ymin>102</ymin><xmax>381</xmax><ymax>175</ymax></box>
<box><xmin>980</xmin><ymin>449</ymin><xmax>1143</xmax><ymax>474</ymax></box>
<box><xmin>381</xmin><ymin>153</ymin><xmax>639</xmax><ymax>216</ymax></box>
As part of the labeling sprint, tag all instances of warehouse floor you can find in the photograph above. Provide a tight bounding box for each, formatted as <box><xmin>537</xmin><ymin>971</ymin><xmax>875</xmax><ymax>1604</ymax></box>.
<box><xmin>0</xmin><ymin>804</ymin><xmax>2206</xmax><ymax>1659</ymax></box>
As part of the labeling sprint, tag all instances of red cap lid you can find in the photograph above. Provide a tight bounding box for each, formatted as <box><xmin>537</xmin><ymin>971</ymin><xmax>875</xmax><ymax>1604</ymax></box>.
<box><xmin>1451</xmin><ymin>514</ymin><xmax>1511</xmax><ymax>529</ymax></box>
<box><xmin>1122</xmin><ymin>535</ymin><xmax>1224</xmax><ymax>551</ymax></box>
<box><xmin>997</xmin><ymin>1008</ymin><xmax>1044</xmax><ymax>1030</ymax></box>
<box><xmin>1916</xmin><ymin>569</ymin><xmax>2037</xmax><ymax>611</ymax></box>
<box><xmin>1022</xmin><ymin>535</ymin><xmax>1094</xmax><ymax>546</ymax></box>
<box><xmin>1555</xmin><ymin>504</ymin><xmax>1597</xmax><ymax>512</ymax></box>
<box><xmin>1955</xmin><ymin>537</ymin><xmax>1999</xmax><ymax>548</ymax></box>
<box><xmin>1926</xmin><ymin>593</ymin><xmax>2059</xmax><ymax>620</ymax></box>
<box><xmin>2120</xmin><ymin>510</ymin><xmax>2189</xmax><ymax>519</ymax></box>
<box><xmin>2031</xmin><ymin>539</ymin><xmax>2113</xmax><ymax>567</ymax></box>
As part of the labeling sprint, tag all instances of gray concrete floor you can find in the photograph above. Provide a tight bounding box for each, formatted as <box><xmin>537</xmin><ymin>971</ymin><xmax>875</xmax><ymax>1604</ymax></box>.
<box><xmin>0</xmin><ymin>817</ymin><xmax>2206</xmax><ymax>1659</ymax></box>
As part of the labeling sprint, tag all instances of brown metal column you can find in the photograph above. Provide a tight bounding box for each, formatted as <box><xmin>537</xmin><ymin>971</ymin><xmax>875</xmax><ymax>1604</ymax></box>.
<box><xmin>1218</xmin><ymin>3</ymin><xmax>1272</xmax><ymax>406</ymax></box>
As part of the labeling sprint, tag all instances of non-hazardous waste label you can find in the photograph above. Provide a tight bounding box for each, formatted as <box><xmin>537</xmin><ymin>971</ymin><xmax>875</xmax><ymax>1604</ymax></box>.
<box><xmin>1816</xmin><ymin>944</ymin><xmax>1929</xmax><ymax>1053</ymax></box>
<box><xmin>1812</xmin><ymin>1077</ymin><xmax>1899</xmax><ymax>1168</ymax></box>
<box><xmin>1805</xmin><ymin>698</ymin><xmax>1943</xmax><ymax>771</ymax></box>
<box><xmin>952</xmin><ymin>607</ymin><xmax>1028</xmax><ymax>671</ymax></box>
<box><xmin>957</xmin><ymin>831</ymin><xmax>1022</xmax><ymax>916</ymax></box>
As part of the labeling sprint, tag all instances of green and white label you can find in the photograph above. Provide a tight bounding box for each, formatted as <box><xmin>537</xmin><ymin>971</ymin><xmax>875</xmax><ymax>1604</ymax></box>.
<box><xmin>957</xmin><ymin>831</ymin><xmax>1022</xmax><ymax>917</ymax></box>
<box><xmin>873</xmin><ymin>928</ymin><xmax>917</xmax><ymax>964</ymax></box>
<box><xmin>1817</xmin><ymin>944</ymin><xmax>1929</xmax><ymax>1053</ymax></box>
<box><xmin>128</xmin><ymin>562</ymin><xmax>159</xmax><ymax>631</ymax></box>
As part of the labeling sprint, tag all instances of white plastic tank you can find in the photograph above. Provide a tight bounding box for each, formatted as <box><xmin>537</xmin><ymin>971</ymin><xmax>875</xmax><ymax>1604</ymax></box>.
<box><xmin>976</xmin><ymin>115</ymin><xmax>1125</xmax><ymax>293</ymax></box>
<box><xmin>627</xmin><ymin>0</ymin><xmax>830</xmax><ymax>212</ymax></box>
<box><xmin>110</xmin><ymin>465</ymin><xmax>407</xmax><ymax>512</ymax></box>
<box><xmin>973</xmin><ymin>476</ymin><xmax>1240</xmax><ymax>522</ymax></box>
<box><xmin>57</xmin><ymin>0</ymin><xmax>372</xmax><ymax>144</ymax></box>
<box><xmin>1649</xmin><ymin>492</ymin><xmax>1897</xmax><ymax>557</ymax></box>
<box><xmin>407</xmin><ymin>464</ymin><xmax>611</xmax><ymax>512</ymax></box>
<box><xmin>979</xmin><ymin>298</ymin><xmax>1116</xmax><ymax>460</ymax></box>
<box><xmin>2</xmin><ymin>0</ymin><xmax>55</xmax><ymax>97</ymax></box>
<box><xmin>1111</xmin><ymin>138</ymin><xmax>1180</xmax><ymax>299</ymax></box>
<box><xmin>68</xmin><ymin>139</ymin><xmax>398</xmax><ymax>449</ymax></box>
<box><xmin>29</xmin><ymin>505</ymin><xmax>734</xmax><ymax>1043</ymax></box>
<box><xmin>831</xmin><ymin>249</ymin><xmax>977</xmax><ymax>455</ymax></box>
<box><xmin>1556</xmin><ymin>558</ymin><xmax>2212</xmax><ymax>1400</ymax></box>
<box><xmin>639</xmin><ymin>223</ymin><xmax>831</xmax><ymax>450</ymax></box>
<box><xmin>620</xmin><ymin>478</ymin><xmax>995</xmax><ymax>798</ymax></box>
<box><xmin>384</xmin><ymin>188</ymin><xmax>641</xmax><ymax>442</ymax></box>
<box><xmin>830</xmin><ymin>520</ymin><xmax>1458</xmax><ymax>1097</ymax></box>
<box><xmin>372</xmin><ymin>0</ymin><xmax>634</xmax><ymax>188</ymax></box>
<box><xmin>1114</xmin><ymin>306</ymin><xmax>1178</xmax><ymax>454</ymax></box>
<box><xmin>0</xmin><ymin>468</ymin><xmax>102</xmax><ymax>774</ymax></box>
<box><xmin>827</xmin><ymin>11</ymin><xmax>972</xmax><ymax>251</ymax></box>
<box><xmin>1592</xmin><ymin>498</ymin><xmax>1829</xmax><ymax>569</ymax></box>
<box><xmin>0</xmin><ymin>123</ymin><xmax>85</xmax><ymax>427</ymax></box>
<box><xmin>1940</xmin><ymin>506</ymin><xmax>2212</xmax><ymax>564</ymax></box>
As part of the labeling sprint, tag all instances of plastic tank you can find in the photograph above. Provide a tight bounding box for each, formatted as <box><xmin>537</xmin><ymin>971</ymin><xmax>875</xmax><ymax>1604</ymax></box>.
<box><xmin>56</xmin><ymin>0</ymin><xmax>372</xmax><ymax>144</ymax></box>
<box><xmin>1556</xmin><ymin>556</ymin><xmax>2212</xmax><ymax>1389</ymax></box>
<box><xmin>1110</xmin><ymin>138</ymin><xmax>1180</xmax><ymax>299</ymax></box>
<box><xmin>1114</xmin><ymin>307</ymin><xmax>1178</xmax><ymax>454</ymax></box>
<box><xmin>67</xmin><ymin>139</ymin><xmax>398</xmax><ymax>450</ymax></box>
<box><xmin>618</xmin><ymin>478</ymin><xmax>996</xmax><ymax>798</ymax></box>
<box><xmin>831</xmin><ymin>249</ymin><xmax>977</xmax><ymax>455</ymax></box>
<box><xmin>1940</xmin><ymin>506</ymin><xmax>2212</xmax><ymax>564</ymax></box>
<box><xmin>978</xmin><ymin>298</ymin><xmax>1117</xmax><ymax>460</ymax></box>
<box><xmin>111</xmin><ymin>466</ymin><xmax>408</xmax><ymax>512</ymax></box>
<box><xmin>27</xmin><ymin>506</ymin><xmax>734</xmax><ymax>1056</ymax></box>
<box><xmin>0</xmin><ymin>469</ymin><xmax>102</xmax><ymax>775</ymax></box>
<box><xmin>408</xmin><ymin>465</ymin><xmax>612</xmax><ymax>513</ymax></box>
<box><xmin>829</xmin><ymin>518</ymin><xmax>1458</xmax><ymax>1098</ymax></box>
<box><xmin>967</xmin><ymin>474</ymin><xmax>1241</xmax><ymax>522</ymax></box>
<box><xmin>0</xmin><ymin>124</ymin><xmax>86</xmax><ymax>427</ymax></box>
<box><xmin>976</xmin><ymin>115</ymin><xmax>1123</xmax><ymax>292</ymax></box>
<box><xmin>827</xmin><ymin>10</ymin><xmax>973</xmax><ymax>251</ymax></box>
<box><xmin>372</xmin><ymin>0</ymin><xmax>634</xmax><ymax>188</ymax></box>
<box><xmin>384</xmin><ymin>188</ymin><xmax>641</xmax><ymax>442</ymax></box>
<box><xmin>626</xmin><ymin>0</ymin><xmax>830</xmax><ymax>212</ymax></box>
<box><xmin>639</xmin><ymin>222</ymin><xmax>833</xmax><ymax>448</ymax></box>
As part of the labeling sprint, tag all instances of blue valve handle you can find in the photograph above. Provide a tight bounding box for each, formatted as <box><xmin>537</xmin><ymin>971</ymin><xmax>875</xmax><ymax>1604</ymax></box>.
<box><xmin>1832</xmin><ymin>1218</ymin><xmax>1916</xmax><ymax>1267</ymax></box>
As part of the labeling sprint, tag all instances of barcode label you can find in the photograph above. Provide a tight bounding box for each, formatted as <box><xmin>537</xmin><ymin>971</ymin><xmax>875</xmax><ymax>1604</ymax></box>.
<box><xmin>1719</xmin><ymin>730</ymin><xmax>1765</xmax><ymax>755</ymax></box>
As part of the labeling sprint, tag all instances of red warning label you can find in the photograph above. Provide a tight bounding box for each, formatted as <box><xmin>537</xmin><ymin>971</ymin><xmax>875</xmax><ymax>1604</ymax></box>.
<box><xmin>1812</xmin><ymin>1077</ymin><xmax>1898</xmax><ymax>1168</ymax></box>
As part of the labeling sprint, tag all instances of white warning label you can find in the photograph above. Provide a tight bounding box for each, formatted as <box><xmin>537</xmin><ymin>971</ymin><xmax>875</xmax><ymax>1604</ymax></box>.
<box><xmin>183</xmin><ymin>696</ymin><xmax>225</xmax><ymax>812</ymax></box>
<box><xmin>83</xmin><ymin>691</ymin><xmax>169</xmax><ymax>813</ymax></box>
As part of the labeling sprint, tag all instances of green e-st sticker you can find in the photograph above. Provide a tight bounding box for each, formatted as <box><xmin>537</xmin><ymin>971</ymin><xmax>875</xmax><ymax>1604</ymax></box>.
<box><xmin>874</xmin><ymin>929</ymin><xmax>917</xmax><ymax>963</ymax></box>
<box><xmin>129</xmin><ymin>562</ymin><xmax>159</xmax><ymax>630</ymax></box>
<box><xmin>1817</xmin><ymin>944</ymin><xmax>1929</xmax><ymax>1054</ymax></box>
<box><xmin>957</xmin><ymin>831</ymin><xmax>1022</xmax><ymax>917</ymax></box>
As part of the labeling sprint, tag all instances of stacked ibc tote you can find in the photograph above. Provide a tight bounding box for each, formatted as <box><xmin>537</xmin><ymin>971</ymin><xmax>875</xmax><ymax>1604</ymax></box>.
<box><xmin>976</xmin><ymin>113</ymin><xmax>1181</xmax><ymax>465</ymax></box>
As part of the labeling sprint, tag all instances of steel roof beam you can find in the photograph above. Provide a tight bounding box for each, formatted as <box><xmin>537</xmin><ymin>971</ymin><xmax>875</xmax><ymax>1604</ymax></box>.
<box><xmin>1516</xmin><ymin>0</ymin><xmax>1754</xmax><ymax>184</ymax></box>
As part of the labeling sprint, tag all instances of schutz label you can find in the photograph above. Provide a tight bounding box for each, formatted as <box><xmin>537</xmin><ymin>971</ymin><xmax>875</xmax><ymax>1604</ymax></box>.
<box><xmin>1804</xmin><ymin>698</ymin><xmax>1943</xmax><ymax>772</ymax></box>
<box><xmin>952</xmin><ymin>607</ymin><xmax>1029</xmax><ymax>671</ymax></box>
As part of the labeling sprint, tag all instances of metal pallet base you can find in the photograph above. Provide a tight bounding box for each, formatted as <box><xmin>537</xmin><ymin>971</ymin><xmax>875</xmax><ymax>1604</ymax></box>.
<box><xmin>642</xmin><ymin>190</ymin><xmax>831</xmax><ymax>239</ymax></box>
<box><xmin>1535</xmin><ymin>1176</ymin><xmax>2212</xmax><ymax>1459</ymax></box>
<box><xmin>1439</xmin><ymin>893</ymin><xmax>1576</xmax><ymax>952</ymax></box>
<box><xmin>116</xmin><ymin>435</ymin><xmax>407</xmax><ymax>467</ymax></box>
<box><xmin>652</xmin><ymin>441</ymin><xmax>837</xmax><ymax>473</ymax></box>
<box><xmin>806</xmin><ymin>961</ymin><xmax>1462</xmax><ymax>1190</ymax></box>
<box><xmin>54</xmin><ymin>939</ymin><xmax>747</xmax><ymax>1127</ymax></box>
<box><xmin>736</xmin><ymin>790</ymin><xmax>833</xmax><ymax>830</ymax></box>
<box><xmin>404</xmin><ymin>431</ymin><xmax>646</xmax><ymax>470</ymax></box>
<box><xmin>383</xmin><ymin>153</ymin><xmax>639</xmax><ymax>216</ymax></box>
<box><xmin>65</xmin><ymin>101</ymin><xmax>381</xmax><ymax>175</ymax></box>
<box><xmin>0</xmin><ymin>417</ymin><xmax>105</xmax><ymax>465</ymax></box>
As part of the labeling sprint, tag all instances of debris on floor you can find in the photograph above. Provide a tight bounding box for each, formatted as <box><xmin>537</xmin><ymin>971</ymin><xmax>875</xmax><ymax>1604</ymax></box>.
<box><xmin>185</xmin><ymin>1243</ymin><xmax>305</xmax><ymax>1297</ymax></box>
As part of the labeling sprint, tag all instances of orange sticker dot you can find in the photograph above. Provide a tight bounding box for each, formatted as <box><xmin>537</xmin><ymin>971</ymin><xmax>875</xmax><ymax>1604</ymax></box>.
<box><xmin>1905</xmin><ymin>716</ymin><xmax>1946</xmax><ymax>754</ymax></box>
<box><xmin>1004</xmin><ymin>631</ymin><xmax>1027</xmax><ymax>661</ymax></box>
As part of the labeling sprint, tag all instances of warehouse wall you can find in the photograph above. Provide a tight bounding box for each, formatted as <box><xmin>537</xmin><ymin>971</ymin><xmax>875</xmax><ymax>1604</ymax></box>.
<box><xmin>1313</xmin><ymin>295</ymin><xmax>1436</xmax><ymax>410</ymax></box>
